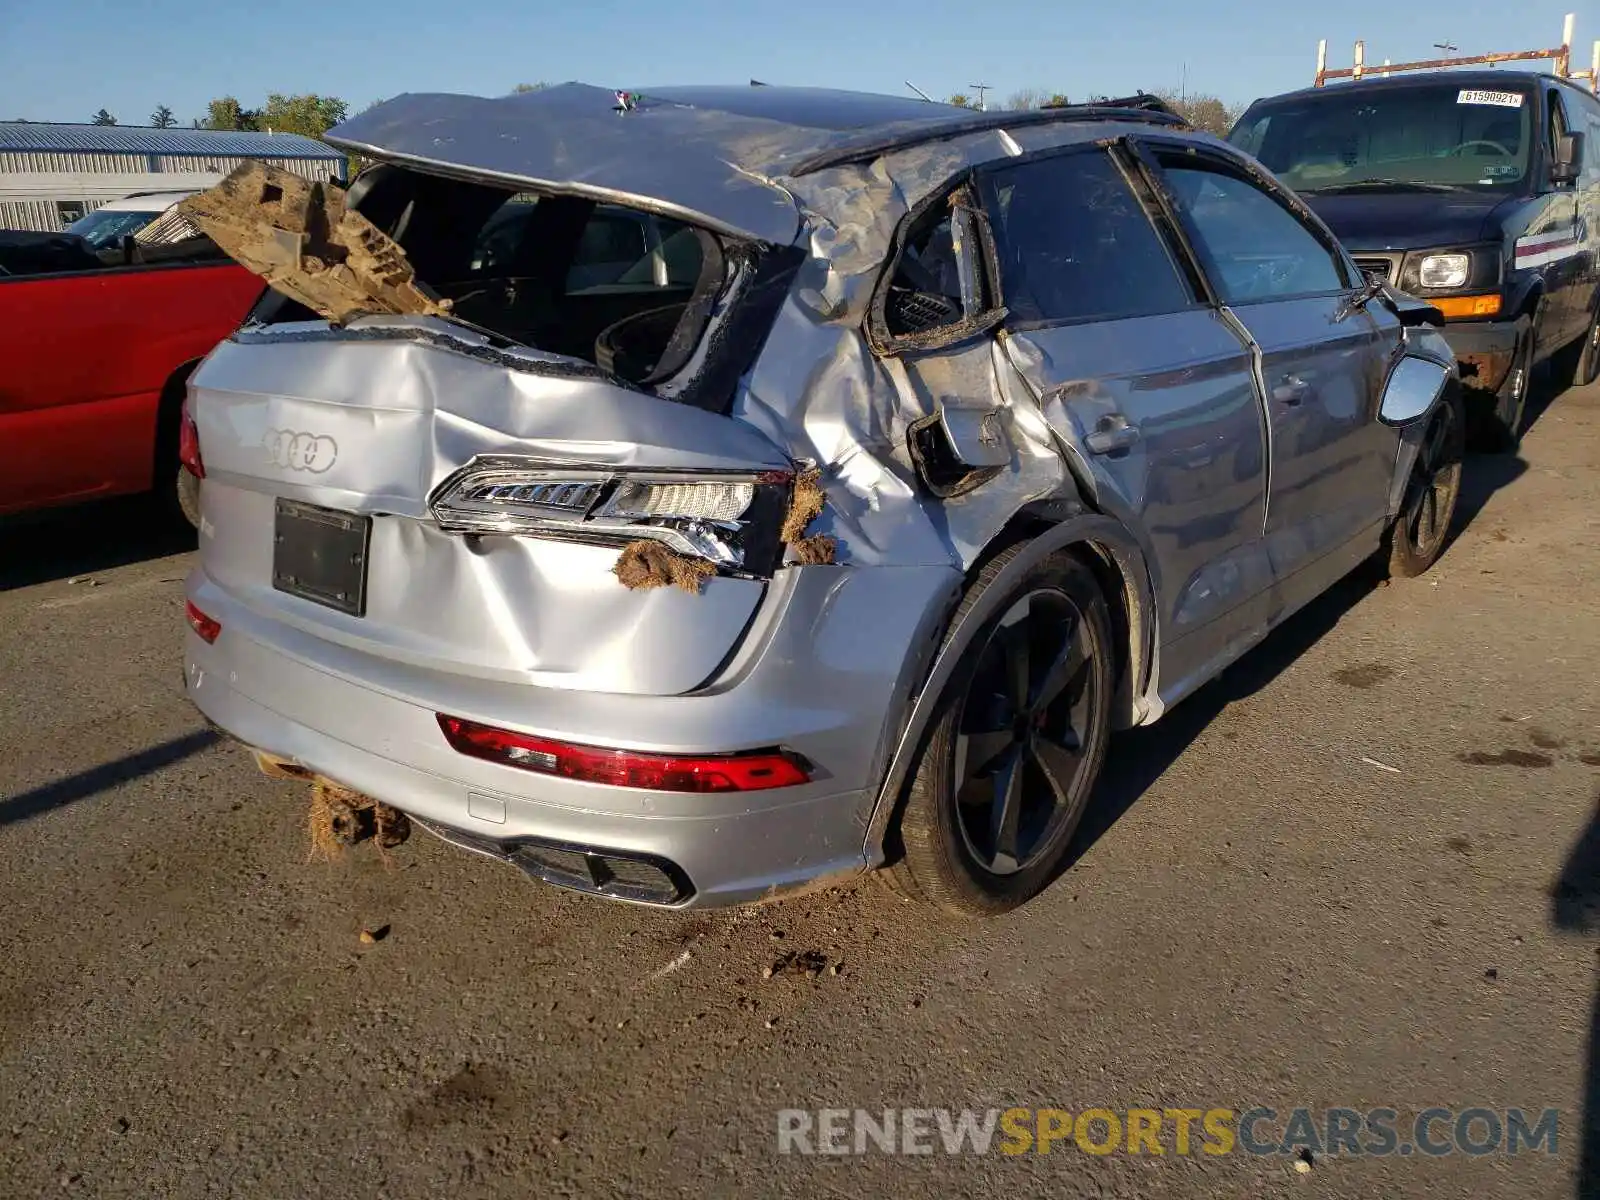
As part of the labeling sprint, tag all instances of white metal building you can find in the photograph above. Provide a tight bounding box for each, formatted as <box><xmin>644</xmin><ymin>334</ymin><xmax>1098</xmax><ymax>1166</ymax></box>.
<box><xmin>0</xmin><ymin>123</ymin><xmax>347</xmax><ymax>231</ymax></box>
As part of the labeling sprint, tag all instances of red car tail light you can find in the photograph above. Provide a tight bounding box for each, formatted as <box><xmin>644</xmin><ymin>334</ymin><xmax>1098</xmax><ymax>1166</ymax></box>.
<box><xmin>178</xmin><ymin>400</ymin><xmax>205</xmax><ymax>479</ymax></box>
<box><xmin>436</xmin><ymin>715</ymin><xmax>811</xmax><ymax>793</ymax></box>
<box><xmin>185</xmin><ymin>600</ymin><xmax>221</xmax><ymax>644</ymax></box>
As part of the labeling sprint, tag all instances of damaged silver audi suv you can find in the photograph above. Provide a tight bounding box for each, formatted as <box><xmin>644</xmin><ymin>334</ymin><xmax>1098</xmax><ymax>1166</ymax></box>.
<box><xmin>179</xmin><ymin>85</ymin><xmax>1464</xmax><ymax>914</ymax></box>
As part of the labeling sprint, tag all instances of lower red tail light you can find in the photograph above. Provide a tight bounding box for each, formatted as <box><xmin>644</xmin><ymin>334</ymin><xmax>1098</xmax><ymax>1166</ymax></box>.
<box><xmin>185</xmin><ymin>600</ymin><xmax>221</xmax><ymax>644</ymax></box>
<box><xmin>436</xmin><ymin>715</ymin><xmax>811</xmax><ymax>793</ymax></box>
<box><xmin>178</xmin><ymin>400</ymin><xmax>205</xmax><ymax>479</ymax></box>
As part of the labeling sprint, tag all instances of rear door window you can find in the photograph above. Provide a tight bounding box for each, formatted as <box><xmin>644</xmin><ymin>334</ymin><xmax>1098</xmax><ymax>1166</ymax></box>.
<box><xmin>1158</xmin><ymin>165</ymin><xmax>1349</xmax><ymax>303</ymax></box>
<box><xmin>979</xmin><ymin>150</ymin><xmax>1193</xmax><ymax>325</ymax></box>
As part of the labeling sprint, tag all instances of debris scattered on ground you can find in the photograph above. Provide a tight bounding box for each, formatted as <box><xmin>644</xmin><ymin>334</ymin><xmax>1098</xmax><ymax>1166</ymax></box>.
<box><xmin>1484</xmin><ymin>967</ymin><xmax>1499</xmax><ymax>981</ymax></box>
<box><xmin>764</xmin><ymin>1016</ymin><xmax>778</xmax><ymax>1029</ymax></box>
<box><xmin>307</xmin><ymin>780</ymin><xmax>412</xmax><ymax>860</ymax></box>
<box><xmin>1360</xmin><ymin>756</ymin><xmax>1401</xmax><ymax>774</ymax></box>
<box><xmin>1293</xmin><ymin>1153</ymin><xmax>1314</xmax><ymax>1175</ymax></box>
<box><xmin>177</xmin><ymin>161</ymin><xmax>450</xmax><ymax>326</ymax></box>
<box><xmin>67</xmin><ymin>576</ymin><xmax>100</xmax><ymax>586</ymax></box>
<box><xmin>612</xmin><ymin>540</ymin><xmax>716</xmax><ymax>593</ymax></box>
<box><xmin>373</xmin><ymin>803</ymin><xmax>411</xmax><ymax>850</ymax></box>
<box><xmin>359</xmin><ymin>924</ymin><xmax>391</xmax><ymax>945</ymax></box>
<box><xmin>646</xmin><ymin>949</ymin><xmax>693</xmax><ymax>983</ymax></box>
<box><xmin>762</xmin><ymin>949</ymin><xmax>831</xmax><ymax>979</ymax></box>
<box><xmin>307</xmin><ymin>781</ymin><xmax>347</xmax><ymax>862</ymax></box>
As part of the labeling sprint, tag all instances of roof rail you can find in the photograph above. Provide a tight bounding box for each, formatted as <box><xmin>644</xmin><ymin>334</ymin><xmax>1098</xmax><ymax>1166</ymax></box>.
<box><xmin>1314</xmin><ymin>11</ymin><xmax>1600</xmax><ymax>93</ymax></box>
<box><xmin>789</xmin><ymin>102</ymin><xmax>1186</xmax><ymax>177</ymax></box>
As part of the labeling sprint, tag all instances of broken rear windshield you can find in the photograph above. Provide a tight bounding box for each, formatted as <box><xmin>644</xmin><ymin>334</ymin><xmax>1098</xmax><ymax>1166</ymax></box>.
<box><xmin>1229</xmin><ymin>83</ymin><xmax>1533</xmax><ymax>192</ymax></box>
<box><xmin>398</xmin><ymin>180</ymin><xmax>718</xmax><ymax>382</ymax></box>
<box><xmin>246</xmin><ymin>166</ymin><xmax>725</xmax><ymax>387</ymax></box>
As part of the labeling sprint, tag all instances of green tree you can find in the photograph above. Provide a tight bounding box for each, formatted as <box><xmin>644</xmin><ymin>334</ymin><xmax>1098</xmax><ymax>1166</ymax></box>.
<box><xmin>948</xmin><ymin>93</ymin><xmax>972</xmax><ymax>108</ymax></box>
<box><xmin>90</xmin><ymin>108</ymin><xmax>116</xmax><ymax>126</ymax></box>
<box><xmin>149</xmin><ymin>104</ymin><xmax>176</xmax><ymax>128</ymax></box>
<box><xmin>203</xmin><ymin>96</ymin><xmax>259</xmax><ymax>131</ymax></box>
<box><xmin>258</xmin><ymin>93</ymin><xmax>349</xmax><ymax>137</ymax></box>
<box><xmin>511</xmin><ymin>82</ymin><xmax>548</xmax><ymax>94</ymax></box>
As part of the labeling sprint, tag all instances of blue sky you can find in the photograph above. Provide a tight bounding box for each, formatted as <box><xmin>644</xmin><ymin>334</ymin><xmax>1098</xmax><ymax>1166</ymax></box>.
<box><xmin>0</xmin><ymin>0</ymin><xmax>1588</xmax><ymax>126</ymax></box>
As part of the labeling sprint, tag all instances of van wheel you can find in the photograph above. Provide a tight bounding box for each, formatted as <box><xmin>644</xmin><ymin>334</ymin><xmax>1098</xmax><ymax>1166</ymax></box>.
<box><xmin>882</xmin><ymin>544</ymin><xmax>1114</xmax><ymax>916</ymax></box>
<box><xmin>1382</xmin><ymin>389</ymin><xmax>1464</xmax><ymax>579</ymax></box>
<box><xmin>1474</xmin><ymin>329</ymin><xmax>1532</xmax><ymax>453</ymax></box>
<box><xmin>1568</xmin><ymin>304</ymin><xmax>1600</xmax><ymax>390</ymax></box>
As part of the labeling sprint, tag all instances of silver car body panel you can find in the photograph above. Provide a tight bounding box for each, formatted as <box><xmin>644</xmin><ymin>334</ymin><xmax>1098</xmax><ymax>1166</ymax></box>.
<box><xmin>186</xmin><ymin>88</ymin><xmax>1455</xmax><ymax>904</ymax></box>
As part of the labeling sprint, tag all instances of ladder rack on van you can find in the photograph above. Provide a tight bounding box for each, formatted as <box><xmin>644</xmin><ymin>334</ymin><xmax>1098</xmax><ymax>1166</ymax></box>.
<box><xmin>1314</xmin><ymin>12</ymin><xmax>1600</xmax><ymax>93</ymax></box>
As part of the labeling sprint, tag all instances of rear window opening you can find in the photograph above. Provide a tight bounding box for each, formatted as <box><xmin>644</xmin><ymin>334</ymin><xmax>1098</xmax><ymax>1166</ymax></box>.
<box><xmin>251</xmin><ymin>166</ymin><xmax>727</xmax><ymax>388</ymax></box>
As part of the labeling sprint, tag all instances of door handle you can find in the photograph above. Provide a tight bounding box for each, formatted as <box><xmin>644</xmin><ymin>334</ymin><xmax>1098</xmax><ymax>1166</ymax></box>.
<box><xmin>1084</xmin><ymin>414</ymin><xmax>1140</xmax><ymax>456</ymax></box>
<box><xmin>1273</xmin><ymin>375</ymin><xmax>1311</xmax><ymax>406</ymax></box>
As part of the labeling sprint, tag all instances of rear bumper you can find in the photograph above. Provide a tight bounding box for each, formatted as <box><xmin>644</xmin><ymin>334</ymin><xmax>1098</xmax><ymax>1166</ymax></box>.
<box><xmin>184</xmin><ymin>561</ymin><xmax>959</xmax><ymax>907</ymax></box>
<box><xmin>1443</xmin><ymin>317</ymin><xmax>1527</xmax><ymax>396</ymax></box>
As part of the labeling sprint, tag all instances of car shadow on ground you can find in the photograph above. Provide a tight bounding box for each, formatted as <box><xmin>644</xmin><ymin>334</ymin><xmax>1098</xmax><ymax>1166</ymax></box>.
<box><xmin>0</xmin><ymin>497</ymin><xmax>195</xmax><ymax>591</ymax></box>
<box><xmin>0</xmin><ymin>730</ymin><xmax>219</xmax><ymax>826</ymax></box>
<box><xmin>1552</xmin><ymin>796</ymin><xmax>1600</xmax><ymax>1199</ymax></box>
<box><xmin>1062</xmin><ymin>393</ymin><xmax>1544</xmax><ymax>873</ymax></box>
<box><xmin>1066</xmin><ymin>568</ymin><xmax>1378</xmax><ymax>870</ymax></box>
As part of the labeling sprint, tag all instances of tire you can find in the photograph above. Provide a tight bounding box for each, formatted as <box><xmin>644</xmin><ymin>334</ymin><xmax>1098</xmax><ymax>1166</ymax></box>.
<box><xmin>152</xmin><ymin>363</ymin><xmax>201</xmax><ymax>530</ymax></box>
<box><xmin>1473</xmin><ymin>327</ymin><xmax>1532</xmax><ymax>454</ymax></box>
<box><xmin>1382</xmin><ymin>388</ymin><xmax>1465</xmax><ymax>579</ymax></box>
<box><xmin>882</xmin><ymin>544</ymin><xmax>1115</xmax><ymax>916</ymax></box>
<box><xmin>1565</xmin><ymin>302</ymin><xmax>1600</xmax><ymax>391</ymax></box>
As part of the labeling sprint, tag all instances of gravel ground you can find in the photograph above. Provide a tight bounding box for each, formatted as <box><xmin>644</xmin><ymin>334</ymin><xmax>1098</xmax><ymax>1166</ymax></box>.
<box><xmin>2</xmin><ymin>378</ymin><xmax>1598</xmax><ymax>1199</ymax></box>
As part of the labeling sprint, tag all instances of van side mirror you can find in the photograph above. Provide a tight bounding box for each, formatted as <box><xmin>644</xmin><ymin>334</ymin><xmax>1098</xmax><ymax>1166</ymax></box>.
<box><xmin>1553</xmin><ymin>132</ymin><xmax>1585</xmax><ymax>183</ymax></box>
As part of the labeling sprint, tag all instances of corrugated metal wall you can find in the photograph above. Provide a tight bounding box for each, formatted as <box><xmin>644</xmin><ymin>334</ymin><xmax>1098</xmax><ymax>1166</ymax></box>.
<box><xmin>0</xmin><ymin>153</ymin><xmax>345</xmax><ymax>231</ymax></box>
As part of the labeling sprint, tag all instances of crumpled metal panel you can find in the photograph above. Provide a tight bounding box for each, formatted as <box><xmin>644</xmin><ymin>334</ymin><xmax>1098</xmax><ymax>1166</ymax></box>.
<box><xmin>322</xmin><ymin>86</ymin><xmax>1077</xmax><ymax>246</ymax></box>
<box><xmin>189</xmin><ymin>315</ymin><xmax>790</xmax><ymax>696</ymax></box>
<box><xmin>732</xmin><ymin>127</ymin><xmax>1110</xmax><ymax>570</ymax></box>
<box><xmin>325</xmin><ymin>86</ymin><xmax>818</xmax><ymax>245</ymax></box>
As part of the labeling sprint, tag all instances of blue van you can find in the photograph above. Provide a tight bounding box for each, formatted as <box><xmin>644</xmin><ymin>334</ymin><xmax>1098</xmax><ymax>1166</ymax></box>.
<box><xmin>1230</xmin><ymin>70</ymin><xmax>1600</xmax><ymax>449</ymax></box>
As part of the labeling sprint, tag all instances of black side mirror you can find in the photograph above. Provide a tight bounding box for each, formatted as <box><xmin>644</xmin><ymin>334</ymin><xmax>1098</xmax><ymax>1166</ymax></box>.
<box><xmin>1553</xmin><ymin>132</ymin><xmax>1585</xmax><ymax>183</ymax></box>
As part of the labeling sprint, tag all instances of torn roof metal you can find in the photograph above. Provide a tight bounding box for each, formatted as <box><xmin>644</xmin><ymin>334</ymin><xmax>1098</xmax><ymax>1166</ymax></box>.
<box><xmin>322</xmin><ymin>84</ymin><xmax>1183</xmax><ymax>245</ymax></box>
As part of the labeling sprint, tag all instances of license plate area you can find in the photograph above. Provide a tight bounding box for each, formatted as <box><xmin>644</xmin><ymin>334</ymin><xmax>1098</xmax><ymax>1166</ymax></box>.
<box><xmin>272</xmin><ymin>499</ymin><xmax>371</xmax><ymax>616</ymax></box>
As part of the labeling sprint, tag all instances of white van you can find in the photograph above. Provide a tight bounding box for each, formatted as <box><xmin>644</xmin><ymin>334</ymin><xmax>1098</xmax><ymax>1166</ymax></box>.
<box><xmin>62</xmin><ymin>188</ymin><xmax>212</xmax><ymax>249</ymax></box>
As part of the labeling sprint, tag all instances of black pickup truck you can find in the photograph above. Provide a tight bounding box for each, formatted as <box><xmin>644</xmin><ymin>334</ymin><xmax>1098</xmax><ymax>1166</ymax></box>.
<box><xmin>1230</xmin><ymin>69</ymin><xmax>1600</xmax><ymax>449</ymax></box>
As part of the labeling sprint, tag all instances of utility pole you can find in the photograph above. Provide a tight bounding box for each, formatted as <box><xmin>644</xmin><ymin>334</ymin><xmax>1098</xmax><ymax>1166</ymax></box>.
<box><xmin>969</xmin><ymin>83</ymin><xmax>990</xmax><ymax>112</ymax></box>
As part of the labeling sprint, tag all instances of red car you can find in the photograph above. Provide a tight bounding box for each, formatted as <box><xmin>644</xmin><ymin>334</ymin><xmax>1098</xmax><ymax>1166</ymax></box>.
<box><xmin>0</xmin><ymin>218</ymin><xmax>261</xmax><ymax>524</ymax></box>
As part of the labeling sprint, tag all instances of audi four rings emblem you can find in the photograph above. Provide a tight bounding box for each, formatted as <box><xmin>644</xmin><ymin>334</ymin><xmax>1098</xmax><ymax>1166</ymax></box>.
<box><xmin>264</xmin><ymin>429</ymin><xmax>338</xmax><ymax>473</ymax></box>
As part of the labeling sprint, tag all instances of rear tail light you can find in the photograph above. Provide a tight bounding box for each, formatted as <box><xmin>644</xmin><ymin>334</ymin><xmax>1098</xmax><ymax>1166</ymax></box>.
<box><xmin>427</xmin><ymin>458</ymin><xmax>790</xmax><ymax>575</ymax></box>
<box><xmin>436</xmin><ymin>715</ymin><xmax>811</xmax><ymax>793</ymax></box>
<box><xmin>185</xmin><ymin>600</ymin><xmax>221</xmax><ymax>643</ymax></box>
<box><xmin>178</xmin><ymin>399</ymin><xmax>204</xmax><ymax>479</ymax></box>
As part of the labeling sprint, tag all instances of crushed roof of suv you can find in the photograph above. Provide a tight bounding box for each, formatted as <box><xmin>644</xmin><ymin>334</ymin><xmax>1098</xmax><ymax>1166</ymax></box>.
<box><xmin>323</xmin><ymin>83</ymin><xmax>1187</xmax><ymax>244</ymax></box>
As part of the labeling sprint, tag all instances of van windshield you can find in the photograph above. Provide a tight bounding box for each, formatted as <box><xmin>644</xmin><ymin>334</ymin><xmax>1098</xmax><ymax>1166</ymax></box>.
<box><xmin>1229</xmin><ymin>83</ymin><xmax>1534</xmax><ymax>193</ymax></box>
